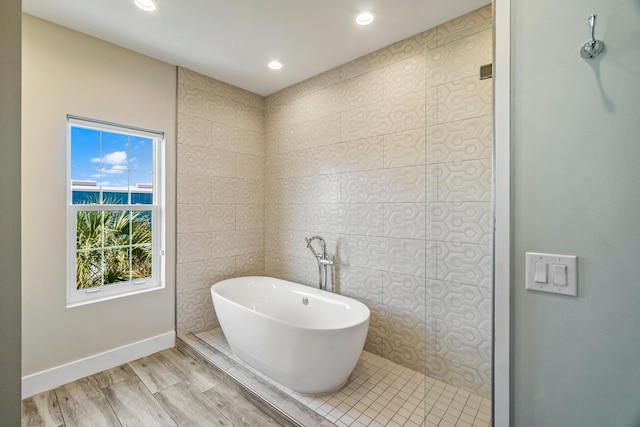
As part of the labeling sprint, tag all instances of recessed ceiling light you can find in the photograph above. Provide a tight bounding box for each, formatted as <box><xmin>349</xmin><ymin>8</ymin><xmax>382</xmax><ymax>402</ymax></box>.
<box><xmin>134</xmin><ymin>0</ymin><xmax>158</xmax><ymax>12</ymax></box>
<box><xmin>268</xmin><ymin>61</ymin><xmax>283</xmax><ymax>70</ymax></box>
<box><xmin>355</xmin><ymin>11</ymin><xmax>376</xmax><ymax>26</ymax></box>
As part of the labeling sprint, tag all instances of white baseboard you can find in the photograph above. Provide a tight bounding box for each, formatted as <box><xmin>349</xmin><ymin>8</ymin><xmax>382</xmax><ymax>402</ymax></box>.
<box><xmin>22</xmin><ymin>331</ymin><xmax>175</xmax><ymax>399</ymax></box>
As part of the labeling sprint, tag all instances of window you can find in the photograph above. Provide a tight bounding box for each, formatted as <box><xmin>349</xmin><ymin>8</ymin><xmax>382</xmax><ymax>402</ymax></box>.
<box><xmin>67</xmin><ymin>116</ymin><xmax>164</xmax><ymax>306</ymax></box>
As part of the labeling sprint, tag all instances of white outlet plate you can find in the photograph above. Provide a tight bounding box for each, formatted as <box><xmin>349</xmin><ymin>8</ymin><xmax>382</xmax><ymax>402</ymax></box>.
<box><xmin>525</xmin><ymin>252</ymin><xmax>578</xmax><ymax>296</ymax></box>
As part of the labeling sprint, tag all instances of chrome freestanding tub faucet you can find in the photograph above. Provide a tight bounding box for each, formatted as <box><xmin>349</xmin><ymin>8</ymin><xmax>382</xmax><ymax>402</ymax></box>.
<box><xmin>305</xmin><ymin>235</ymin><xmax>334</xmax><ymax>291</ymax></box>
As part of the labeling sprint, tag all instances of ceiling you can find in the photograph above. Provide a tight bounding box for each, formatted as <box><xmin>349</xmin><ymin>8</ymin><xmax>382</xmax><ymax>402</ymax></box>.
<box><xmin>22</xmin><ymin>0</ymin><xmax>491</xmax><ymax>96</ymax></box>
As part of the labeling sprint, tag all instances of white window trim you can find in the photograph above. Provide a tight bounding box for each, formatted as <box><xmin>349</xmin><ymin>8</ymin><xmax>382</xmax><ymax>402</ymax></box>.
<box><xmin>66</xmin><ymin>116</ymin><xmax>166</xmax><ymax>307</ymax></box>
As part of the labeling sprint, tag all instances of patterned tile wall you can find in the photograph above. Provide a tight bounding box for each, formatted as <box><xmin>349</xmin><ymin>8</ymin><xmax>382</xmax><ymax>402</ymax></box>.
<box><xmin>264</xmin><ymin>5</ymin><xmax>493</xmax><ymax>397</ymax></box>
<box><xmin>176</xmin><ymin>67</ymin><xmax>265</xmax><ymax>335</ymax></box>
<box><xmin>176</xmin><ymin>5</ymin><xmax>492</xmax><ymax>398</ymax></box>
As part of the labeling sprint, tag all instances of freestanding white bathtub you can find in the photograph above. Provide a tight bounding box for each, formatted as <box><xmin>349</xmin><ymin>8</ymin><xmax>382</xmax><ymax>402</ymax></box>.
<box><xmin>210</xmin><ymin>276</ymin><xmax>370</xmax><ymax>394</ymax></box>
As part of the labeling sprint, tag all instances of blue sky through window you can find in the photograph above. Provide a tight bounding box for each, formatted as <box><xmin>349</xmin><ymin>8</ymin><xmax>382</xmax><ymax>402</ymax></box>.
<box><xmin>71</xmin><ymin>126</ymin><xmax>153</xmax><ymax>189</ymax></box>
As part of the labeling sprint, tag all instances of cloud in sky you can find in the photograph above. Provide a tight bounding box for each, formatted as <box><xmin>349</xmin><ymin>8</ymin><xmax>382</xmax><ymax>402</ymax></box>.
<box><xmin>91</xmin><ymin>151</ymin><xmax>127</xmax><ymax>166</ymax></box>
<box><xmin>91</xmin><ymin>168</ymin><xmax>124</xmax><ymax>178</ymax></box>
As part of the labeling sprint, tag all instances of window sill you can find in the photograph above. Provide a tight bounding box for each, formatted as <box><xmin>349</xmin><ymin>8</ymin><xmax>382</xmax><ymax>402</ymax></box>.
<box><xmin>66</xmin><ymin>281</ymin><xmax>164</xmax><ymax>308</ymax></box>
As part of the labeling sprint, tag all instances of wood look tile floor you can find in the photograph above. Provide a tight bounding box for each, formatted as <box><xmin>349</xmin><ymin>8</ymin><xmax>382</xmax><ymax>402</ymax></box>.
<box><xmin>21</xmin><ymin>347</ymin><xmax>291</xmax><ymax>427</ymax></box>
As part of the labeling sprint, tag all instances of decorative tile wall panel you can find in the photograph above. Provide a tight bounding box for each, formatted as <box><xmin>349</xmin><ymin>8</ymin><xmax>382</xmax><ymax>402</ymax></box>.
<box><xmin>233</xmin><ymin>178</ymin><xmax>264</xmax><ymax>205</ymax></box>
<box><xmin>383</xmin><ymin>339</ymin><xmax>427</xmax><ymax>375</ymax></box>
<box><xmin>383</xmin><ymin>128</ymin><xmax>426</xmax><ymax>168</ymax></box>
<box><xmin>180</xmin><ymin>66</ymin><xmax>266</xmax><ymax>109</ymax></box>
<box><xmin>267</xmin><ymin>95</ymin><xmax>313</xmax><ymax>130</ymax></box>
<box><xmin>424</xmin><ymin>355</ymin><xmax>491</xmax><ymax>398</ymax></box>
<box><xmin>176</xmin><ymin>287</ymin><xmax>219</xmax><ymax>335</ymax></box>
<box><xmin>436</xmin><ymin>320</ymin><xmax>491</xmax><ymax>373</ymax></box>
<box><xmin>265</xmin><ymin>67</ymin><xmax>342</xmax><ymax>109</ymax></box>
<box><xmin>320</xmin><ymin>69</ymin><xmax>384</xmax><ymax>116</ymax></box>
<box><xmin>341</xmin><ymin>166</ymin><xmax>426</xmax><ymax>204</ymax></box>
<box><xmin>207</xmin><ymin>76</ymin><xmax>264</xmax><ymax>109</ymax></box>
<box><xmin>438</xmin><ymin>18</ymin><xmax>493</xmax><ymax>47</ymax></box>
<box><xmin>177</xmin><ymin>69</ymin><xmax>265</xmax><ymax>336</ymax></box>
<box><xmin>265</xmin><ymin>228</ymin><xmax>314</xmax><ymax>259</ymax></box>
<box><xmin>340</xmin><ymin>91</ymin><xmax>426</xmax><ymax>141</ymax></box>
<box><xmin>436</xmin><ymin>242</ymin><xmax>492</xmax><ymax>288</ymax></box>
<box><xmin>437</xmin><ymin>5</ymin><xmax>492</xmax><ymax>42</ymax></box>
<box><xmin>268</xmin><ymin>175</ymin><xmax>341</xmax><ymax>205</ymax></box>
<box><xmin>177</xmin><ymin>83</ymin><xmax>208</xmax><ymax>118</ymax></box>
<box><xmin>266</xmin><ymin>150</ymin><xmax>308</xmax><ymax>179</ymax></box>
<box><xmin>428</xmin><ymin>202</ymin><xmax>492</xmax><ymax>244</ymax></box>
<box><xmin>235</xmin><ymin>204</ymin><xmax>264</xmax><ymax>231</ymax></box>
<box><xmin>306</xmin><ymin>136</ymin><xmax>384</xmax><ymax>175</ymax></box>
<box><xmin>211</xmin><ymin>121</ymin><xmax>263</xmax><ymax>157</ymax></box>
<box><xmin>335</xmin><ymin>265</ymin><xmax>383</xmax><ymax>304</ymax></box>
<box><xmin>426</xmin><ymin>115</ymin><xmax>492</xmax><ymax>164</ymax></box>
<box><xmin>428</xmin><ymin>77</ymin><xmax>492</xmax><ymax>124</ymax></box>
<box><xmin>177</xmin><ymin>145</ymin><xmax>235</xmax><ymax>177</ymax></box>
<box><xmin>176</xmin><ymin>256</ymin><xmax>236</xmax><ymax>294</ymax></box>
<box><xmin>340</xmin><ymin>29</ymin><xmax>435</xmax><ymax>82</ymax></box>
<box><xmin>177</xmin><ymin>203</ymin><xmax>236</xmax><ymax>233</ymax></box>
<box><xmin>210</xmin><ymin>229</ymin><xmax>264</xmax><ymax>259</ymax></box>
<box><xmin>264</xmin><ymin>203</ymin><xmax>307</xmax><ymax>231</ymax></box>
<box><xmin>177</xmin><ymin>173</ymin><xmax>212</xmax><ymax>204</ymax></box>
<box><xmin>363</xmin><ymin>335</ymin><xmax>384</xmax><ymax>356</ymax></box>
<box><xmin>177</xmin><ymin>113</ymin><xmax>211</xmax><ymax>147</ymax></box>
<box><xmin>235</xmin><ymin>153</ymin><xmax>264</xmax><ymax>180</ymax></box>
<box><xmin>264</xmin><ymin>253</ymin><xmax>316</xmax><ymax>286</ymax></box>
<box><xmin>178</xmin><ymin>67</ymin><xmax>211</xmax><ymax>92</ymax></box>
<box><xmin>204</xmin><ymin>93</ymin><xmax>264</xmax><ymax>132</ymax></box>
<box><xmin>436</xmin><ymin>159</ymin><xmax>492</xmax><ymax>202</ymax></box>
<box><xmin>383</xmin><ymin>55</ymin><xmax>427</xmax><ymax>99</ymax></box>
<box><xmin>235</xmin><ymin>251</ymin><xmax>266</xmax><ymax>277</ymax></box>
<box><xmin>426</xmin><ymin>29</ymin><xmax>492</xmax><ymax>87</ymax></box>
<box><xmin>209</xmin><ymin>176</ymin><xmax>237</xmax><ymax>205</ymax></box>
<box><xmin>176</xmin><ymin>232</ymin><xmax>211</xmax><ymax>264</ymax></box>
<box><xmin>382</xmin><ymin>272</ymin><xmax>427</xmax><ymax>315</ymax></box>
<box><xmin>429</xmin><ymin>280</ymin><xmax>492</xmax><ymax>331</ymax></box>
<box><xmin>368</xmin><ymin>302</ymin><xmax>430</xmax><ymax>350</ymax></box>
<box><xmin>307</xmin><ymin>203</ymin><xmax>384</xmax><ymax>237</ymax></box>
<box><xmin>340</xmin><ymin>235</ymin><xmax>430</xmax><ymax>277</ymax></box>
<box><xmin>383</xmin><ymin>203</ymin><xmax>426</xmax><ymax>240</ymax></box>
<box><xmin>266</xmin><ymin>114</ymin><xmax>341</xmax><ymax>154</ymax></box>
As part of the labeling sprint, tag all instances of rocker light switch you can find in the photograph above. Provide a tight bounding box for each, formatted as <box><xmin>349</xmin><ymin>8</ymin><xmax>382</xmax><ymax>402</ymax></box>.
<box><xmin>553</xmin><ymin>264</ymin><xmax>568</xmax><ymax>286</ymax></box>
<box><xmin>526</xmin><ymin>252</ymin><xmax>578</xmax><ymax>296</ymax></box>
<box><xmin>534</xmin><ymin>262</ymin><xmax>548</xmax><ymax>283</ymax></box>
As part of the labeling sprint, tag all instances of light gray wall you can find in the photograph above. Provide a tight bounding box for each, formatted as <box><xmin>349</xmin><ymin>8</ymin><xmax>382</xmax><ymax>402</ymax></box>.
<box><xmin>22</xmin><ymin>15</ymin><xmax>176</xmax><ymax>378</ymax></box>
<box><xmin>512</xmin><ymin>0</ymin><xmax>640</xmax><ymax>425</ymax></box>
<box><xmin>0</xmin><ymin>0</ymin><xmax>22</xmax><ymax>421</ymax></box>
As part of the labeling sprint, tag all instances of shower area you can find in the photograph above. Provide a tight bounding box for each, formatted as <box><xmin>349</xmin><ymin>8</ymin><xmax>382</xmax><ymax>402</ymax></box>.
<box><xmin>176</xmin><ymin>4</ymin><xmax>493</xmax><ymax>425</ymax></box>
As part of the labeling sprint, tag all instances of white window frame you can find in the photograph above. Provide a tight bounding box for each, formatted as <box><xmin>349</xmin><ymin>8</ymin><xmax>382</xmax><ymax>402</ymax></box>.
<box><xmin>66</xmin><ymin>116</ymin><xmax>165</xmax><ymax>307</ymax></box>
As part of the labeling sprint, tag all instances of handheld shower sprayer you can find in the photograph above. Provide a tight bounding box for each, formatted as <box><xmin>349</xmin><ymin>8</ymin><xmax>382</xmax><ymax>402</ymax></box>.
<box><xmin>304</xmin><ymin>235</ymin><xmax>334</xmax><ymax>291</ymax></box>
<box><xmin>305</xmin><ymin>237</ymin><xmax>319</xmax><ymax>258</ymax></box>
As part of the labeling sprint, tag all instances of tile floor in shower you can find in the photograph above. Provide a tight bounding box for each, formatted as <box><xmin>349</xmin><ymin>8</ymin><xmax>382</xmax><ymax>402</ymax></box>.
<box><xmin>181</xmin><ymin>328</ymin><xmax>491</xmax><ymax>427</ymax></box>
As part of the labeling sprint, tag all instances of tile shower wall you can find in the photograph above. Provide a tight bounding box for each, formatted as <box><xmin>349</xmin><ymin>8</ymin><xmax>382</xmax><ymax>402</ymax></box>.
<box><xmin>176</xmin><ymin>68</ymin><xmax>265</xmax><ymax>335</ymax></box>
<box><xmin>264</xmin><ymin>5</ymin><xmax>492</xmax><ymax>396</ymax></box>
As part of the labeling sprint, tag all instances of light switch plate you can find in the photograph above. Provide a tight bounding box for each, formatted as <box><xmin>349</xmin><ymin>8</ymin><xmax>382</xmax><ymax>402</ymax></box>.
<box><xmin>526</xmin><ymin>252</ymin><xmax>577</xmax><ymax>296</ymax></box>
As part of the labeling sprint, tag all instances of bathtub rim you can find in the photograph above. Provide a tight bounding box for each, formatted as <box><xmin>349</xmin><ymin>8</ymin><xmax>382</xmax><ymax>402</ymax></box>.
<box><xmin>211</xmin><ymin>275</ymin><xmax>371</xmax><ymax>332</ymax></box>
